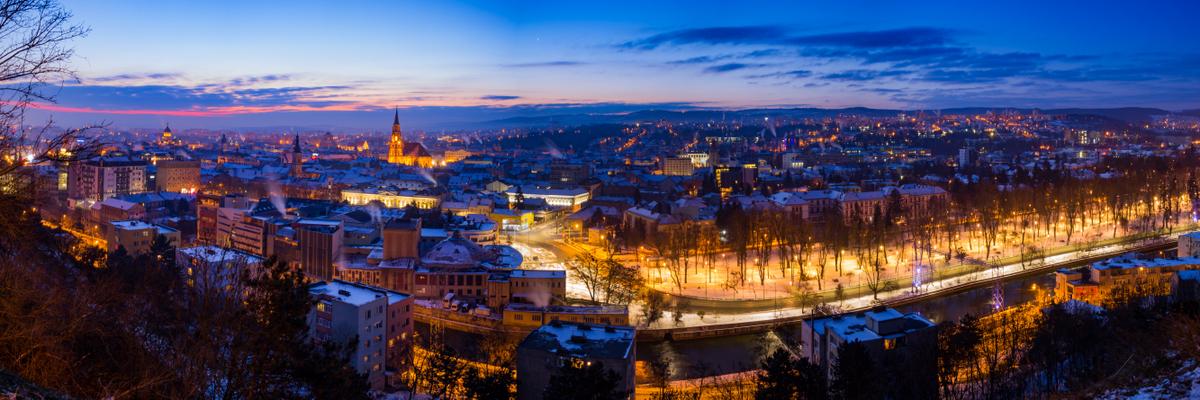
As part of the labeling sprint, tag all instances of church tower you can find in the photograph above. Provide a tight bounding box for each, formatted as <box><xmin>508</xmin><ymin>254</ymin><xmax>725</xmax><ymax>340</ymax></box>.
<box><xmin>387</xmin><ymin>108</ymin><xmax>405</xmax><ymax>164</ymax></box>
<box><xmin>290</xmin><ymin>134</ymin><xmax>303</xmax><ymax>177</ymax></box>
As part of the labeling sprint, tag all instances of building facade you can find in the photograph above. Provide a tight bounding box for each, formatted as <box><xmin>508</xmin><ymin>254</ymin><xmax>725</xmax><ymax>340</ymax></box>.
<box><xmin>68</xmin><ymin>156</ymin><xmax>148</xmax><ymax>202</ymax></box>
<box><xmin>516</xmin><ymin>322</ymin><xmax>636</xmax><ymax>400</ymax></box>
<box><xmin>154</xmin><ymin>159</ymin><xmax>200</xmax><ymax>193</ymax></box>
<box><xmin>309</xmin><ymin>280</ymin><xmax>413</xmax><ymax>391</ymax></box>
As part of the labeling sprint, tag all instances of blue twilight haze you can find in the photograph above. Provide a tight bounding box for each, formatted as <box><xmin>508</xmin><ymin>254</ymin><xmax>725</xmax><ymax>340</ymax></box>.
<box><xmin>30</xmin><ymin>0</ymin><xmax>1200</xmax><ymax>129</ymax></box>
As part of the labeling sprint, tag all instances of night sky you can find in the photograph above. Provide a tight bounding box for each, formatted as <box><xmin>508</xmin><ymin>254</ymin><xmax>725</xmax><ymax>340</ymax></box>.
<box><xmin>31</xmin><ymin>0</ymin><xmax>1200</xmax><ymax>129</ymax></box>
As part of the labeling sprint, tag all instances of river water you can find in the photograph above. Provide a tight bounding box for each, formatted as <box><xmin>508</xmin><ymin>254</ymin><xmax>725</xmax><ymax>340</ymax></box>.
<box><xmin>636</xmin><ymin>244</ymin><xmax>1180</xmax><ymax>381</ymax></box>
<box><xmin>634</xmin><ymin>272</ymin><xmax>1057</xmax><ymax>380</ymax></box>
<box><xmin>419</xmin><ymin>270</ymin><xmax>1057</xmax><ymax>382</ymax></box>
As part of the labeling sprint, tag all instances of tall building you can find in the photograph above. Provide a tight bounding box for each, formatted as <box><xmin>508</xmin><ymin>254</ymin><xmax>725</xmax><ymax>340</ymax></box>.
<box><xmin>155</xmin><ymin>160</ymin><xmax>200</xmax><ymax>193</ymax></box>
<box><xmin>386</xmin><ymin>109</ymin><xmax>433</xmax><ymax>168</ymax></box>
<box><xmin>297</xmin><ymin>218</ymin><xmax>343</xmax><ymax>281</ymax></box>
<box><xmin>308</xmin><ymin>280</ymin><xmax>413</xmax><ymax>391</ymax></box>
<box><xmin>661</xmin><ymin>157</ymin><xmax>695</xmax><ymax>176</ymax></box>
<box><xmin>68</xmin><ymin>156</ymin><xmax>148</xmax><ymax>202</ymax></box>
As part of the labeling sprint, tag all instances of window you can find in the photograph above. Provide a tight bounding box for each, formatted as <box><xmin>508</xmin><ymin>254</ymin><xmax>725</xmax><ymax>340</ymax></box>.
<box><xmin>883</xmin><ymin>338</ymin><xmax>896</xmax><ymax>350</ymax></box>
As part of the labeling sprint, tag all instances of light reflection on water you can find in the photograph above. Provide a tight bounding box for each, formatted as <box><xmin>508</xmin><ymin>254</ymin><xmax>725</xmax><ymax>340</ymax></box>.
<box><xmin>422</xmin><ymin>271</ymin><xmax>1058</xmax><ymax>381</ymax></box>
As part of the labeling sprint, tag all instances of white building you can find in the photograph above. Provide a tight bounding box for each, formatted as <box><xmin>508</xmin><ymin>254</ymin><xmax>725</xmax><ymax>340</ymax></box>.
<box><xmin>1179</xmin><ymin>232</ymin><xmax>1200</xmax><ymax>258</ymax></box>
<box><xmin>506</xmin><ymin>186</ymin><xmax>590</xmax><ymax>210</ymax></box>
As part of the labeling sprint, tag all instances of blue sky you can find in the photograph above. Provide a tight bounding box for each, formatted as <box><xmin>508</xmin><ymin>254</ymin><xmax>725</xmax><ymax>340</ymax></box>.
<box><xmin>29</xmin><ymin>0</ymin><xmax>1200</xmax><ymax>129</ymax></box>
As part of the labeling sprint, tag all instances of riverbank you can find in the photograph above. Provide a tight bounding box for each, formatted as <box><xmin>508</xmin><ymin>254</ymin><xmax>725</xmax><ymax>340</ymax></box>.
<box><xmin>635</xmin><ymin>235</ymin><xmax>1179</xmax><ymax>341</ymax></box>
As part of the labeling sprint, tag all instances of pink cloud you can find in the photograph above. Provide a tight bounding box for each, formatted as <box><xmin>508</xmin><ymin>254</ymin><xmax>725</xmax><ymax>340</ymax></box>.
<box><xmin>27</xmin><ymin>102</ymin><xmax>370</xmax><ymax>117</ymax></box>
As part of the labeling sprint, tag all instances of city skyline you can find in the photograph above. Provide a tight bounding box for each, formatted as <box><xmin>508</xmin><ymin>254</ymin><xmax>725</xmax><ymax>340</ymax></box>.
<box><xmin>24</xmin><ymin>0</ymin><xmax>1200</xmax><ymax>129</ymax></box>
<box><xmin>6</xmin><ymin>1</ymin><xmax>1200</xmax><ymax>398</ymax></box>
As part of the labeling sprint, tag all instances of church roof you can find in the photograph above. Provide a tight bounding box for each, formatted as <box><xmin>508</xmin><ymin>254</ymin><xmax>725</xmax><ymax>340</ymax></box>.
<box><xmin>402</xmin><ymin>142</ymin><xmax>431</xmax><ymax>158</ymax></box>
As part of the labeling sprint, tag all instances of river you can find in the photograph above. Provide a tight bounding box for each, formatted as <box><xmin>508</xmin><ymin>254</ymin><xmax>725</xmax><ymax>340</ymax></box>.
<box><xmin>419</xmin><ymin>247</ymin><xmax>1171</xmax><ymax>382</ymax></box>
<box><xmin>417</xmin><ymin>270</ymin><xmax>1056</xmax><ymax>382</ymax></box>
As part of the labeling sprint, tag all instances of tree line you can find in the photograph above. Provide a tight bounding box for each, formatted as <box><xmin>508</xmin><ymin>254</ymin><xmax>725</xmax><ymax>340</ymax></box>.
<box><xmin>623</xmin><ymin>151</ymin><xmax>1200</xmax><ymax>301</ymax></box>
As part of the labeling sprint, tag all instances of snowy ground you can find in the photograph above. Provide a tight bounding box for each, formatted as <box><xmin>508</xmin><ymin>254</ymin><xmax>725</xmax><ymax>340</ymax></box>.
<box><xmin>507</xmin><ymin>217</ymin><xmax>1197</xmax><ymax>329</ymax></box>
<box><xmin>1097</xmin><ymin>361</ymin><xmax>1200</xmax><ymax>400</ymax></box>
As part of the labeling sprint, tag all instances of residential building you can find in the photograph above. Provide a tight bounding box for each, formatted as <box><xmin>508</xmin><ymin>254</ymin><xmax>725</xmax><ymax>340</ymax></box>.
<box><xmin>296</xmin><ymin>218</ymin><xmax>343</xmax><ymax>281</ymax></box>
<box><xmin>107</xmin><ymin>220</ymin><xmax>179</xmax><ymax>255</ymax></box>
<box><xmin>309</xmin><ymin>280</ymin><xmax>413</xmax><ymax>391</ymax></box>
<box><xmin>68</xmin><ymin>156</ymin><xmax>148</xmax><ymax>202</ymax></box>
<box><xmin>154</xmin><ymin>159</ymin><xmax>200</xmax><ymax>193</ymax></box>
<box><xmin>1179</xmin><ymin>231</ymin><xmax>1200</xmax><ymax>258</ymax></box>
<box><xmin>661</xmin><ymin>157</ymin><xmax>695</xmax><ymax>177</ymax></box>
<box><xmin>516</xmin><ymin>322</ymin><xmax>636</xmax><ymax>400</ymax></box>
<box><xmin>800</xmin><ymin>307</ymin><xmax>937</xmax><ymax>382</ymax></box>
<box><xmin>1054</xmin><ymin>255</ymin><xmax>1200</xmax><ymax>304</ymax></box>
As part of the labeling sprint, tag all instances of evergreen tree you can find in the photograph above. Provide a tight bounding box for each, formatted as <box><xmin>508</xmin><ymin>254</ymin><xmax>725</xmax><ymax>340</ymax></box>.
<box><xmin>830</xmin><ymin>342</ymin><xmax>882</xmax><ymax>400</ymax></box>
<box><xmin>543</xmin><ymin>361</ymin><xmax>626</xmax><ymax>400</ymax></box>
<box><xmin>149</xmin><ymin>234</ymin><xmax>175</xmax><ymax>266</ymax></box>
<box><xmin>240</xmin><ymin>258</ymin><xmax>371</xmax><ymax>399</ymax></box>
<box><xmin>755</xmin><ymin>348</ymin><xmax>827</xmax><ymax>400</ymax></box>
<box><xmin>464</xmin><ymin>366</ymin><xmax>515</xmax><ymax>400</ymax></box>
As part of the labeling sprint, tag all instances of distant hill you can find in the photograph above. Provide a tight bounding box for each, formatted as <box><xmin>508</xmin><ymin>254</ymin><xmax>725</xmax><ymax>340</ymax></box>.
<box><xmin>476</xmin><ymin>106</ymin><xmax>1177</xmax><ymax>129</ymax></box>
<box><xmin>1041</xmin><ymin>107</ymin><xmax>1172</xmax><ymax>123</ymax></box>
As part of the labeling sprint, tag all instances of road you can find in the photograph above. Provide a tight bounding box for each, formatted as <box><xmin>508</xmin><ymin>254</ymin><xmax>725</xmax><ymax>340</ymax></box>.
<box><xmin>510</xmin><ymin>218</ymin><xmax>1192</xmax><ymax>332</ymax></box>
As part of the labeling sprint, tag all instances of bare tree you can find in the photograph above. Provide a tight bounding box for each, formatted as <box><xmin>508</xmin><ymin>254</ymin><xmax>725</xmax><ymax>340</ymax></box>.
<box><xmin>0</xmin><ymin>0</ymin><xmax>97</xmax><ymax>180</ymax></box>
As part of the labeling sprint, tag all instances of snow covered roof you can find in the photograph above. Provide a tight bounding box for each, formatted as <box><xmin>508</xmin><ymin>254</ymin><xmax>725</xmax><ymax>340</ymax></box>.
<box><xmin>519</xmin><ymin>322</ymin><xmax>635</xmax><ymax>360</ymax></box>
<box><xmin>510</xmin><ymin>270</ymin><xmax>565</xmax><ymax>279</ymax></box>
<box><xmin>100</xmin><ymin>198</ymin><xmax>139</xmax><ymax>210</ymax></box>
<box><xmin>178</xmin><ymin>246</ymin><xmax>263</xmax><ymax>265</ymax></box>
<box><xmin>308</xmin><ymin>280</ymin><xmax>394</xmax><ymax>307</ymax></box>
<box><xmin>110</xmin><ymin>219</ymin><xmax>154</xmax><ymax>231</ymax></box>
<box><xmin>807</xmin><ymin>307</ymin><xmax>933</xmax><ymax>343</ymax></box>
<box><xmin>1090</xmin><ymin>256</ymin><xmax>1200</xmax><ymax>271</ymax></box>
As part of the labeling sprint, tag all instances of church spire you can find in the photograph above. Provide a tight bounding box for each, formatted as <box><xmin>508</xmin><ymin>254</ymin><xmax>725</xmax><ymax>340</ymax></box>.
<box><xmin>388</xmin><ymin>108</ymin><xmax>406</xmax><ymax>164</ymax></box>
<box><xmin>290</xmin><ymin>134</ymin><xmax>303</xmax><ymax>177</ymax></box>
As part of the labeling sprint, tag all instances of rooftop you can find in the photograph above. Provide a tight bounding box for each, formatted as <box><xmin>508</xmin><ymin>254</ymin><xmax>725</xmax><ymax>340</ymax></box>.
<box><xmin>519</xmin><ymin>322</ymin><xmax>635</xmax><ymax>360</ymax></box>
<box><xmin>808</xmin><ymin>307</ymin><xmax>934</xmax><ymax>343</ymax></box>
<box><xmin>110</xmin><ymin>219</ymin><xmax>155</xmax><ymax>231</ymax></box>
<box><xmin>178</xmin><ymin>246</ymin><xmax>263</xmax><ymax>265</ymax></box>
<box><xmin>308</xmin><ymin>280</ymin><xmax>406</xmax><ymax>307</ymax></box>
<box><xmin>510</xmin><ymin>269</ymin><xmax>566</xmax><ymax>279</ymax></box>
<box><xmin>1090</xmin><ymin>256</ymin><xmax>1200</xmax><ymax>271</ymax></box>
